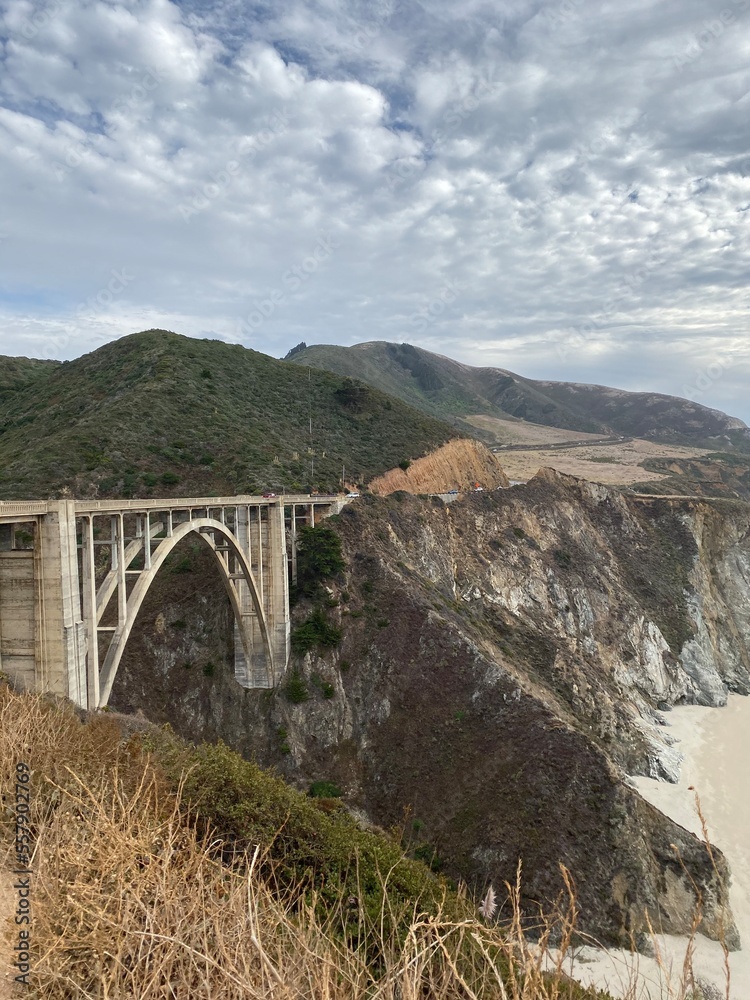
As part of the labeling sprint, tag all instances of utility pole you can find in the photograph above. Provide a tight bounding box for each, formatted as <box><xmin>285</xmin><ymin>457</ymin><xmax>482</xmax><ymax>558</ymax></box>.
<box><xmin>308</xmin><ymin>367</ymin><xmax>314</xmax><ymax>490</ymax></box>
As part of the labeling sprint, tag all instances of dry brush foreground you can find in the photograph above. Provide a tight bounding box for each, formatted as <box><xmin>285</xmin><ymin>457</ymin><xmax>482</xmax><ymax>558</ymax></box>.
<box><xmin>0</xmin><ymin>685</ymin><xmax>729</xmax><ymax>999</ymax></box>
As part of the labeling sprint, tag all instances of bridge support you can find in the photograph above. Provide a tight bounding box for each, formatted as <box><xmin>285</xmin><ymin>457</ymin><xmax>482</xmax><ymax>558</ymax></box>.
<box><xmin>0</xmin><ymin>494</ymin><xmax>344</xmax><ymax>710</ymax></box>
<box><xmin>233</xmin><ymin>504</ymin><xmax>289</xmax><ymax>687</ymax></box>
<box><xmin>0</xmin><ymin>502</ymin><xmax>86</xmax><ymax>705</ymax></box>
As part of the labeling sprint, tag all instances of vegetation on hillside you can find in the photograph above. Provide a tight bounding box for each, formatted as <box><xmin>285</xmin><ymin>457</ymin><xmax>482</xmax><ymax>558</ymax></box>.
<box><xmin>0</xmin><ymin>356</ymin><xmax>60</xmax><ymax>402</ymax></box>
<box><xmin>289</xmin><ymin>342</ymin><xmax>750</xmax><ymax>452</ymax></box>
<box><xmin>0</xmin><ymin>331</ymin><xmax>457</xmax><ymax>499</ymax></box>
<box><xmin>0</xmin><ymin>684</ymin><xmax>620</xmax><ymax>999</ymax></box>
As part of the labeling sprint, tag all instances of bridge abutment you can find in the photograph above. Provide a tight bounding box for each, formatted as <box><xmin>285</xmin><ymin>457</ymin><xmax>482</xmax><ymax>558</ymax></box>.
<box><xmin>0</xmin><ymin>503</ymin><xmax>87</xmax><ymax>706</ymax></box>
<box><xmin>0</xmin><ymin>528</ymin><xmax>36</xmax><ymax>694</ymax></box>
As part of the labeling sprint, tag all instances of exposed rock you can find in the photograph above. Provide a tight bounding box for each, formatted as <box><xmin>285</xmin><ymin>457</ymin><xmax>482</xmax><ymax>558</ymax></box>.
<box><xmin>110</xmin><ymin>469</ymin><xmax>750</xmax><ymax>951</ymax></box>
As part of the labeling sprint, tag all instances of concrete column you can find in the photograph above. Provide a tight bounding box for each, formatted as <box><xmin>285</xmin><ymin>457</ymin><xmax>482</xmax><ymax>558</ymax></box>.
<box><xmin>0</xmin><ymin>526</ymin><xmax>36</xmax><ymax>692</ymax></box>
<box><xmin>81</xmin><ymin>516</ymin><xmax>100</xmax><ymax>709</ymax></box>
<box><xmin>34</xmin><ymin>502</ymin><xmax>87</xmax><ymax>707</ymax></box>
<box><xmin>232</xmin><ymin>504</ymin><xmax>266</xmax><ymax>687</ymax></box>
<box><xmin>265</xmin><ymin>502</ymin><xmax>290</xmax><ymax>684</ymax></box>
<box><xmin>290</xmin><ymin>505</ymin><xmax>298</xmax><ymax>586</ymax></box>
<box><xmin>144</xmin><ymin>513</ymin><xmax>151</xmax><ymax>570</ymax></box>
<box><xmin>116</xmin><ymin>514</ymin><xmax>126</xmax><ymax>627</ymax></box>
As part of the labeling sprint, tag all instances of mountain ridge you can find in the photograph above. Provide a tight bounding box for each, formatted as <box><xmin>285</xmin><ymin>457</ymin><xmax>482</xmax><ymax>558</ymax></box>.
<box><xmin>0</xmin><ymin>331</ymin><xmax>457</xmax><ymax>499</ymax></box>
<box><xmin>288</xmin><ymin>341</ymin><xmax>750</xmax><ymax>451</ymax></box>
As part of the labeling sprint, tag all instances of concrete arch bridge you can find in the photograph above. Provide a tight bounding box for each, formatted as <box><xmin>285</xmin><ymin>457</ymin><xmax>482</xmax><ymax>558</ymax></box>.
<box><xmin>0</xmin><ymin>494</ymin><xmax>346</xmax><ymax>709</ymax></box>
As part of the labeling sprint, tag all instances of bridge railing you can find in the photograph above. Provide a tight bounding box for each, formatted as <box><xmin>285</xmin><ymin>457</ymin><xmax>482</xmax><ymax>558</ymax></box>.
<box><xmin>73</xmin><ymin>494</ymin><xmax>340</xmax><ymax>515</ymax></box>
<box><xmin>0</xmin><ymin>501</ymin><xmax>51</xmax><ymax>519</ymax></box>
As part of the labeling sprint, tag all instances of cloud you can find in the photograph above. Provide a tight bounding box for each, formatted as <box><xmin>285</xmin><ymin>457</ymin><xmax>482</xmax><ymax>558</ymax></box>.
<box><xmin>0</xmin><ymin>0</ymin><xmax>748</xmax><ymax>421</ymax></box>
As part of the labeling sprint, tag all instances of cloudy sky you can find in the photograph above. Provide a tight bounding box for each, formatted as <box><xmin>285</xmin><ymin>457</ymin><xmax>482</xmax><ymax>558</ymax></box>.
<box><xmin>1</xmin><ymin>0</ymin><xmax>749</xmax><ymax>420</ymax></box>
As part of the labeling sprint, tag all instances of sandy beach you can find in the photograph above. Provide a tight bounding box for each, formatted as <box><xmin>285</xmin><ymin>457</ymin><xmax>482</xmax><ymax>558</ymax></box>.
<box><xmin>569</xmin><ymin>695</ymin><xmax>750</xmax><ymax>999</ymax></box>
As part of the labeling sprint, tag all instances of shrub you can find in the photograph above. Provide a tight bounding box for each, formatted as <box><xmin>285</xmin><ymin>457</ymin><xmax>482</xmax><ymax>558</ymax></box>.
<box><xmin>398</xmin><ymin>459</ymin><xmax>411</xmax><ymax>471</ymax></box>
<box><xmin>309</xmin><ymin>780</ymin><xmax>342</xmax><ymax>799</ymax></box>
<box><xmin>161</xmin><ymin>471</ymin><xmax>180</xmax><ymax>485</ymax></box>
<box><xmin>284</xmin><ymin>672</ymin><xmax>309</xmax><ymax>704</ymax></box>
<box><xmin>413</xmin><ymin>842</ymin><xmax>444</xmax><ymax>873</ymax></box>
<box><xmin>291</xmin><ymin>608</ymin><xmax>342</xmax><ymax>655</ymax></box>
<box><xmin>553</xmin><ymin>549</ymin><xmax>572</xmax><ymax>569</ymax></box>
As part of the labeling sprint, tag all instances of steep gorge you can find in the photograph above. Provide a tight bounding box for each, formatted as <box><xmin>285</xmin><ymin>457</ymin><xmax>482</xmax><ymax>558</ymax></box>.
<box><xmin>110</xmin><ymin>471</ymin><xmax>750</xmax><ymax>950</ymax></box>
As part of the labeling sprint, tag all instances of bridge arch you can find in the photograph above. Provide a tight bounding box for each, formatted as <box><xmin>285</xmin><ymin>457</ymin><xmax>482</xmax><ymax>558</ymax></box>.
<box><xmin>96</xmin><ymin>517</ymin><xmax>273</xmax><ymax>708</ymax></box>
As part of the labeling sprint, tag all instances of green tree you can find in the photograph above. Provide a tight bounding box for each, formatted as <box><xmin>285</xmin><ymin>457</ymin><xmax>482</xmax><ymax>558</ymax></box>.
<box><xmin>296</xmin><ymin>525</ymin><xmax>345</xmax><ymax>596</ymax></box>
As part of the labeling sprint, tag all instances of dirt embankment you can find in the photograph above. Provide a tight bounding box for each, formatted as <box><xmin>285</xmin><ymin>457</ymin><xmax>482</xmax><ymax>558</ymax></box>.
<box><xmin>368</xmin><ymin>438</ymin><xmax>509</xmax><ymax>495</ymax></box>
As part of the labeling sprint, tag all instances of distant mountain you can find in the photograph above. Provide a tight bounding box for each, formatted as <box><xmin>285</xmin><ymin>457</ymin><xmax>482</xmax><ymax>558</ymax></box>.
<box><xmin>0</xmin><ymin>331</ymin><xmax>456</xmax><ymax>499</ymax></box>
<box><xmin>289</xmin><ymin>342</ymin><xmax>750</xmax><ymax>451</ymax></box>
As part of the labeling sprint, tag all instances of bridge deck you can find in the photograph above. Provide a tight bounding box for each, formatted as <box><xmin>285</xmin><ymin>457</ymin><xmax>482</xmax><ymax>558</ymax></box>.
<box><xmin>74</xmin><ymin>494</ymin><xmax>339</xmax><ymax>514</ymax></box>
<box><xmin>0</xmin><ymin>495</ymin><xmax>341</xmax><ymax>523</ymax></box>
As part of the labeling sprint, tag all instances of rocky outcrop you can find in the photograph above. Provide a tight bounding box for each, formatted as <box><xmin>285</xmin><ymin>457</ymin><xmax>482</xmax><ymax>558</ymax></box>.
<box><xmin>110</xmin><ymin>470</ymin><xmax>750</xmax><ymax>951</ymax></box>
<box><xmin>368</xmin><ymin>438</ymin><xmax>509</xmax><ymax>495</ymax></box>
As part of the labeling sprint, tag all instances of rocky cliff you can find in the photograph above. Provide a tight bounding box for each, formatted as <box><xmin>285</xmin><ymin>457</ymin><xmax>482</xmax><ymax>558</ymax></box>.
<box><xmin>110</xmin><ymin>471</ymin><xmax>750</xmax><ymax>950</ymax></box>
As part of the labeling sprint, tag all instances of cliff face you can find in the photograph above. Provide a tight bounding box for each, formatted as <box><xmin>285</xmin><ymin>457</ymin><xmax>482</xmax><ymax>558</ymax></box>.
<box><xmin>368</xmin><ymin>438</ymin><xmax>509</xmax><ymax>495</ymax></box>
<box><xmin>110</xmin><ymin>471</ymin><xmax>750</xmax><ymax>950</ymax></box>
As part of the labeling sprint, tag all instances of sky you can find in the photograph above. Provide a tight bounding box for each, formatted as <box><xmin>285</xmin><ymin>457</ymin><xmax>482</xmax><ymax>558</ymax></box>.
<box><xmin>0</xmin><ymin>0</ymin><xmax>749</xmax><ymax>421</ymax></box>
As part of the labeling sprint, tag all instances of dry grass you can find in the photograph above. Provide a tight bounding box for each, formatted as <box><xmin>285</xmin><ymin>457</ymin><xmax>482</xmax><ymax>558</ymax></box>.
<box><xmin>0</xmin><ymin>686</ymin><xmax>732</xmax><ymax>999</ymax></box>
<box><xmin>488</xmin><ymin>440</ymin><xmax>712</xmax><ymax>486</ymax></box>
<box><xmin>462</xmin><ymin>416</ymin><xmax>604</xmax><ymax>447</ymax></box>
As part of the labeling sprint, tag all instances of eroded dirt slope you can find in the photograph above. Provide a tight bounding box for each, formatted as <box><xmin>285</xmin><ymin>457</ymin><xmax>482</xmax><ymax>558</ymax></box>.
<box><xmin>368</xmin><ymin>438</ymin><xmax>509</xmax><ymax>494</ymax></box>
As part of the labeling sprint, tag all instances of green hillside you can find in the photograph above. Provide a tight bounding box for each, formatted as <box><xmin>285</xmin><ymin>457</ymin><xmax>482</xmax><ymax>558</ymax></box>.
<box><xmin>289</xmin><ymin>341</ymin><xmax>750</xmax><ymax>450</ymax></box>
<box><xmin>0</xmin><ymin>331</ymin><xmax>457</xmax><ymax>500</ymax></box>
<box><xmin>0</xmin><ymin>356</ymin><xmax>60</xmax><ymax>403</ymax></box>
